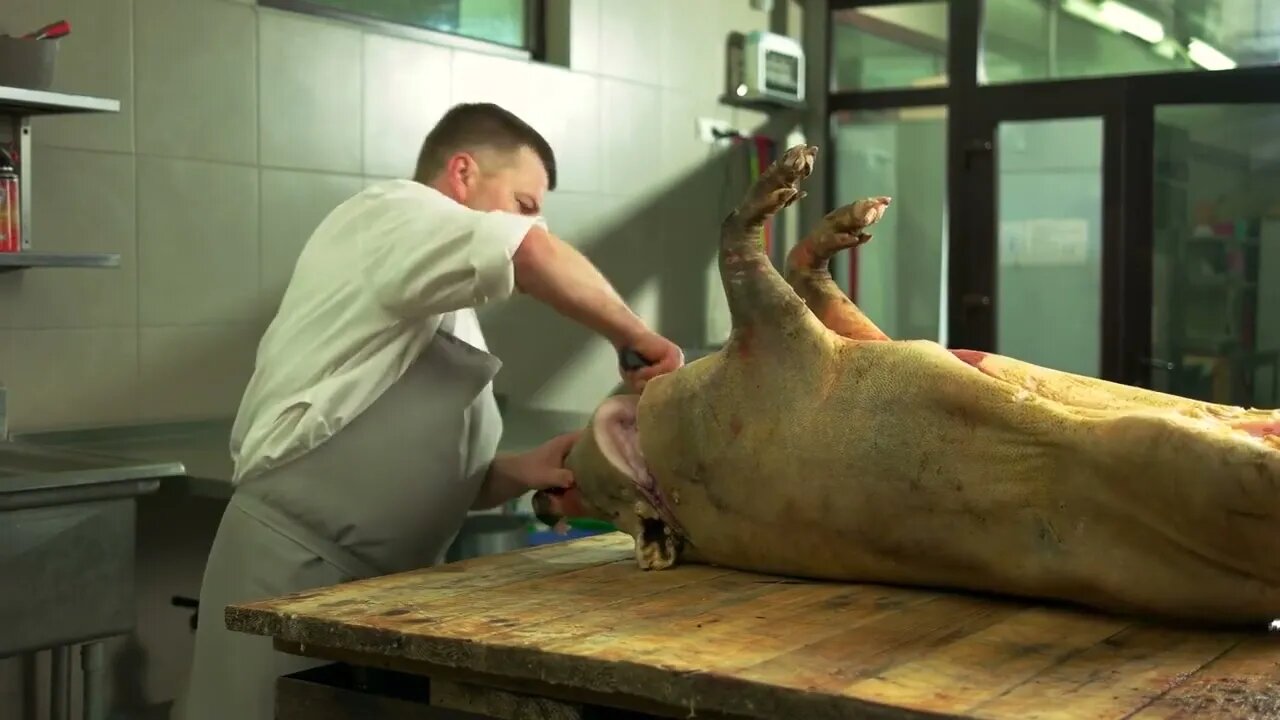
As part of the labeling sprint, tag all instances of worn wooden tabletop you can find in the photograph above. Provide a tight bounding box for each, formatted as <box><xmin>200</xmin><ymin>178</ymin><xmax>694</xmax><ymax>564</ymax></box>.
<box><xmin>227</xmin><ymin>534</ymin><xmax>1280</xmax><ymax>720</ymax></box>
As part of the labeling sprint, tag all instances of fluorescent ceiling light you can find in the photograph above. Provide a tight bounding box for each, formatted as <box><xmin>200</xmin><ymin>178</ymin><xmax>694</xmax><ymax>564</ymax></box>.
<box><xmin>1062</xmin><ymin>0</ymin><xmax>1115</xmax><ymax>31</ymax></box>
<box><xmin>1187</xmin><ymin>38</ymin><xmax>1237</xmax><ymax>70</ymax></box>
<box><xmin>1099</xmin><ymin>1</ymin><xmax>1165</xmax><ymax>44</ymax></box>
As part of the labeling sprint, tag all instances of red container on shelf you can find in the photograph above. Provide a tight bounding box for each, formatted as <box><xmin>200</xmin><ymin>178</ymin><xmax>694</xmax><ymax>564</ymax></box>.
<box><xmin>0</xmin><ymin>149</ymin><xmax>19</xmax><ymax>253</ymax></box>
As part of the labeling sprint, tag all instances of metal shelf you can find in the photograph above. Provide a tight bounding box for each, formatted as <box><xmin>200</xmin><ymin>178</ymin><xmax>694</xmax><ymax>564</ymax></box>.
<box><xmin>0</xmin><ymin>85</ymin><xmax>120</xmax><ymax>116</ymax></box>
<box><xmin>718</xmin><ymin>93</ymin><xmax>808</xmax><ymax>113</ymax></box>
<box><xmin>0</xmin><ymin>252</ymin><xmax>121</xmax><ymax>272</ymax></box>
<box><xmin>1</xmin><ymin>85</ymin><xmax>122</xmax><ymax>270</ymax></box>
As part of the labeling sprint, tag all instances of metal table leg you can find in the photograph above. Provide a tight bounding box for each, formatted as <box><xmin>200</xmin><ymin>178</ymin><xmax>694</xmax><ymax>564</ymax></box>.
<box><xmin>81</xmin><ymin>642</ymin><xmax>105</xmax><ymax>720</ymax></box>
<box><xmin>50</xmin><ymin>646</ymin><xmax>71</xmax><ymax>720</ymax></box>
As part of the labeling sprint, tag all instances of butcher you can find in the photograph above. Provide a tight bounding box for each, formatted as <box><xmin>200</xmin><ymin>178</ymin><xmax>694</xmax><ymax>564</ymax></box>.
<box><xmin>173</xmin><ymin>102</ymin><xmax>684</xmax><ymax>720</ymax></box>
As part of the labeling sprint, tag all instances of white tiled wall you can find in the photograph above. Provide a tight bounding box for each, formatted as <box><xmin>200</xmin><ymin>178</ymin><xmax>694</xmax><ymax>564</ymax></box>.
<box><xmin>0</xmin><ymin>0</ymin><xmax>804</xmax><ymax>431</ymax></box>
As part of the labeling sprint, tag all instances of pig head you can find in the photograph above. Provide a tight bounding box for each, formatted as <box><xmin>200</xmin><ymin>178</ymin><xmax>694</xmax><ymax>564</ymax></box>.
<box><xmin>534</xmin><ymin>145</ymin><xmax>1280</xmax><ymax>627</ymax></box>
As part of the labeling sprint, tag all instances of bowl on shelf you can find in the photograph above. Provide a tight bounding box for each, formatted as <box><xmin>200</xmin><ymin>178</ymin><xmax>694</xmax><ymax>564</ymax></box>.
<box><xmin>0</xmin><ymin>36</ymin><xmax>58</xmax><ymax>91</ymax></box>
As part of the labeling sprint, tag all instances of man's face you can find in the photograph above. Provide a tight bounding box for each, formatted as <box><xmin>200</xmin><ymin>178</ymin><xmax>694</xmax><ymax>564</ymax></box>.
<box><xmin>450</xmin><ymin>146</ymin><xmax>548</xmax><ymax>217</ymax></box>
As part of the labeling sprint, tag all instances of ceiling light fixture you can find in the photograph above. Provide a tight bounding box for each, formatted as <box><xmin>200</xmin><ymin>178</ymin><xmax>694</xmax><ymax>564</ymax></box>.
<box><xmin>1098</xmin><ymin>1</ymin><xmax>1165</xmax><ymax>44</ymax></box>
<box><xmin>1187</xmin><ymin>38</ymin><xmax>1237</xmax><ymax>70</ymax></box>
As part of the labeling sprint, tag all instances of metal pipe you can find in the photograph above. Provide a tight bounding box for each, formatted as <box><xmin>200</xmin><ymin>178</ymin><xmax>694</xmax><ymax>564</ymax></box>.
<box><xmin>49</xmin><ymin>646</ymin><xmax>70</xmax><ymax>720</ymax></box>
<box><xmin>1048</xmin><ymin>0</ymin><xmax>1059</xmax><ymax>79</ymax></box>
<box><xmin>81</xmin><ymin>642</ymin><xmax>106</xmax><ymax>720</ymax></box>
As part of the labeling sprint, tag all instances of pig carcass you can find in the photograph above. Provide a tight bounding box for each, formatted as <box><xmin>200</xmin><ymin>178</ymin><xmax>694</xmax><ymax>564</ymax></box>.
<box><xmin>533</xmin><ymin>144</ymin><xmax>1280</xmax><ymax>627</ymax></box>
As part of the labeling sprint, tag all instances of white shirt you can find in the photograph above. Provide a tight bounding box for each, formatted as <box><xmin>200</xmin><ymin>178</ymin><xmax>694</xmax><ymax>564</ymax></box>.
<box><xmin>230</xmin><ymin>179</ymin><xmax>543</xmax><ymax>483</ymax></box>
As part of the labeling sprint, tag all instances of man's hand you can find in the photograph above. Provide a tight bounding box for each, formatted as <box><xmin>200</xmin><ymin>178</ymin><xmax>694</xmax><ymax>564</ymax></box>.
<box><xmin>620</xmin><ymin>332</ymin><xmax>684</xmax><ymax>392</ymax></box>
<box><xmin>472</xmin><ymin>431</ymin><xmax>581</xmax><ymax>509</ymax></box>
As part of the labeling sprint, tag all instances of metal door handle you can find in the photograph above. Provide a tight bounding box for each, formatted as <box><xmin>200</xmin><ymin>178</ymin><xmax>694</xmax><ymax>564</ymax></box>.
<box><xmin>960</xmin><ymin>293</ymin><xmax>991</xmax><ymax>308</ymax></box>
<box><xmin>1138</xmin><ymin>358</ymin><xmax>1176</xmax><ymax>371</ymax></box>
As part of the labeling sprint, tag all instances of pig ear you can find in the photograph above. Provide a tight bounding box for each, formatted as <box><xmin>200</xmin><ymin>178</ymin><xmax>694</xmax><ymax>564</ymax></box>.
<box><xmin>719</xmin><ymin>145</ymin><xmax>826</xmax><ymax>348</ymax></box>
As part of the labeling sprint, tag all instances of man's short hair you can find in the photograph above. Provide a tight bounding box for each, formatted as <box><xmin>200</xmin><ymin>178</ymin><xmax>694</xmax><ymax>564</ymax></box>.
<box><xmin>414</xmin><ymin>102</ymin><xmax>557</xmax><ymax>190</ymax></box>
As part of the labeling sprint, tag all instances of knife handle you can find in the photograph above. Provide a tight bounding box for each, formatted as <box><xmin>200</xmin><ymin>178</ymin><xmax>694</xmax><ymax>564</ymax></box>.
<box><xmin>23</xmin><ymin>20</ymin><xmax>71</xmax><ymax>40</ymax></box>
<box><xmin>618</xmin><ymin>347</ymin><xmax>651</xmax><ymax>372</ymax></box>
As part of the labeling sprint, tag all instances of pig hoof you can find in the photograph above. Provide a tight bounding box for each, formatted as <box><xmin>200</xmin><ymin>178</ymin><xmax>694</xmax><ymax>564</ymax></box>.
<box><xmin>739</xmin><ymin>145</ymin><xmax>818</xmax><ymax>223</ymax></box>
<box><xmin>824</xmin><ymin>197</ymin><xmax>892</xmax><ymax>234</ymax></box>
<box><xmin>778</xmin><ymin>144</ymin><xmax>817</xmax><ymax>182</ymax></box>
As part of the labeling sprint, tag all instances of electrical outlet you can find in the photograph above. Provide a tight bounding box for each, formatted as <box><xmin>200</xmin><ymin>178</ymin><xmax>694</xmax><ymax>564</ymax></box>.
<box><xmin>697</xmin><ymin>117</ymin><xmax>737</xmax><ymax>145</ymax></box>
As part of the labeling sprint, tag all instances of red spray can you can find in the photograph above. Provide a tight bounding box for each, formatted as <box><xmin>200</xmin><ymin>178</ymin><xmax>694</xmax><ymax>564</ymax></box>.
<box><xmin>0</xmin><ymin>149</ymin><xmax>19</xmax><ymax>253</ymax></box>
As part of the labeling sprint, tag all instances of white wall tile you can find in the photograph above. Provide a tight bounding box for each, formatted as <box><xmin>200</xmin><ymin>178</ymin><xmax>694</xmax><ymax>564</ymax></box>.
<box><xmin>260</xmin><ymin>169</ymin><xmax>363</xmax><ymax>312</ymax></box>
<box><xmin>598</xmin><ymin>0</ymin><xmax>663</xmax><ymax>85</ymax></box>
<box><xmin>0</xmin><ymin>0</ymin><xmax>137</xmax><ymax>153</ymax></box>
<box><xmin>523</xmin><ymin>66</ymin><xmax>600</xmax><ymax>193</ymax></box>
<box><xmin>4</xmin><ymin>328</ymin><xmax>138</xmax><ymax>431</ymax></box>
<box><xmin>10</xmin><ymin>148</ymin><xmax>136</xmax><ymax>328</ymax></box>
<box><xmin>450</xmin><ymin>50</ymin><xmax>537</xmax><ymax>116</ymax></box>
<box><xmin>259</xmin><ymin>9</ymin><xmax>363</xmax><ymax>173</ymax></box>
<box><xmin>137</xmin><ymin>157</ymin><xmax>259</xmax><ymax>325</ymax></box>
<box><xmin>0</xmin><ymin>277</ymin><xmax>17</xmax><ymax>328</ymax></box>
<box><xmin>600</xmin><ymin>79</ymin><xmax>662</xmax><ymax>196</ymax></box>
<box><xmin>0</xmin><ymin>326</ymin><xmax>11</xmax><ymax>380</ymax></box>
<box><xmin>568</xmin><ymin>0</ymin><xmax>601</xmax><ymax>74</ymax></box>
<box><xmin>659</xmin><ymin>0</ymin><xmax>719</xmax><ymax>93</ymax></box>
<box><xmin>362</xmin><ymin>34</ymin><xmax>452</xmax><ymax>179</ymax></box>
<box><xmin>134</xmin><ymin>0</ymin><xmax>257</xmax><ymax>164</ymax></box>
<box><xmin>659</xmin><ymin>89</ymin><xmax>735</xmax><ymax>185</ymax></box>
<box><xmin>138</xmin><ymin>324</ymin><xmax>260</xmax><ymax>421</ymax></box>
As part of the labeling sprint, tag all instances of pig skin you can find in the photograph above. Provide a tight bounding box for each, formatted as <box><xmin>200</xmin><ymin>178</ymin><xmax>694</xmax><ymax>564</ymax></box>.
<box><xmin>547</xmin><ymin>144</ymin><xmax>1280</xmax><ymax>627</ymax></box>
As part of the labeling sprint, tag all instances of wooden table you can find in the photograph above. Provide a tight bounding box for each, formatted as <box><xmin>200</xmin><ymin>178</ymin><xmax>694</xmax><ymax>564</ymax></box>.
<box><xmin>226</xmin><ymin>534</ymin><xmax>1280</xmax><ymax>720</ymax></box>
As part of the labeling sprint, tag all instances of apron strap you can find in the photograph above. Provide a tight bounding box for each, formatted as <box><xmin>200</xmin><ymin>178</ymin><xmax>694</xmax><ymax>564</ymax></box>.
<box><xmin>231</xmin><ymin>491</ymin><xmax>383</xmax><ymax>580</ymax></box>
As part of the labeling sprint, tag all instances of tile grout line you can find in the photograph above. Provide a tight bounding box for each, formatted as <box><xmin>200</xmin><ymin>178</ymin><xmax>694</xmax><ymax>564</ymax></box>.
<box><xmin>132</xmin><ymin>0</ymin><xmax>142</xmax><ymax>425</ymax></box>
<box><xmin>255</xmin><ymin>0</ymin><xmax>265</xmax><ymax>317</ymax></box>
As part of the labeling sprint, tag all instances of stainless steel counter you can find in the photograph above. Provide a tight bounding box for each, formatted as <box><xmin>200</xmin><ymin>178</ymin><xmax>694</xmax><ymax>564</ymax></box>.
<box><xmin>0</xmin><ymin>432</ymin><xmax>186</xmax><ymax>718</ymax></box>
<box><xmin>9</xmin><ymin>407</ymin><xmax>593</xmax><ymax>501</ymax></box>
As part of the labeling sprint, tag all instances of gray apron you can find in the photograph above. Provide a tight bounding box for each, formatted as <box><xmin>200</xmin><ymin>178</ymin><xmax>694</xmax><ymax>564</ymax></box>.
<box><xmin>172</xmin><ymin>317</ymin><xmax>502</xmax><ymax>720</ymax></box>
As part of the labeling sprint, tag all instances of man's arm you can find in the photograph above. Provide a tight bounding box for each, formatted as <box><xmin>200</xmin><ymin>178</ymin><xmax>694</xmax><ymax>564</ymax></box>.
<box><xmin>511</xmin><ymin>225</ymin><xmax>648</xmax><ymax>347</ymax></box>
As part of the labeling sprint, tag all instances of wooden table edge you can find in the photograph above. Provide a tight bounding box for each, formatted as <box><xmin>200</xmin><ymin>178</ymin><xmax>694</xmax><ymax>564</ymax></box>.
<box><xmin>267</xmin><ymin>637</ymin><xmax>970</xmax><ymax>720</ymax></box>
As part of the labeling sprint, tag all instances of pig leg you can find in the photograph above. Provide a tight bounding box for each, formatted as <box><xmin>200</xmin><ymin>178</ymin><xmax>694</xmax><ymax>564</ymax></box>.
<box><xmin>719</xmin><ymin>144</ymin><xmax>825</xmax><ymax>340</ymax></box>
<box><xmin>785</xmin><ymin>197</ymin><xmax>893</xmax><ymax>341</ymax></box>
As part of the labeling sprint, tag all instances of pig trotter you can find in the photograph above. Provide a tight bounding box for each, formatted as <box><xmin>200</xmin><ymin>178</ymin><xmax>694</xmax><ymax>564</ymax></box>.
<box><xmin>786</xmin><ymin>197</ymin><xmax>893</xmax><ymax>341</ymax></box>
<box><xmin>719</xmin><ymin>144</ymin><xmax>822</xmax><ymax>340</ymax></box>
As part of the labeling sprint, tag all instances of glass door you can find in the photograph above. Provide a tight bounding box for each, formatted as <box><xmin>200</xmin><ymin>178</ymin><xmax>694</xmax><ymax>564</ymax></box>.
<box><xmin>994</xmin><ymin>116</ymin><xmax>1105</xmax><ymax>377</ymax></box>
<box><xmin>950</xmin><ymin>92</ymin><xmax>1129</xmax><ymax>381</ymax></box>
<box><xmin>1149</xmin><ymin>103</ymin><xmax>1280</xmax><ymax>407</ymax></box>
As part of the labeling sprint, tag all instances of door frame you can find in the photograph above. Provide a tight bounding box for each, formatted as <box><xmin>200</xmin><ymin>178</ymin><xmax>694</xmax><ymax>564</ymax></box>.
<box><xmin>950</xmin><ymin>80</ymin><xmax>1132</xmax><ymax>381</ymax></box>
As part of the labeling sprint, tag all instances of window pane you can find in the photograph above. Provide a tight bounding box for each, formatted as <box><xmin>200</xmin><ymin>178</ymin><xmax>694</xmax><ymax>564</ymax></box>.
<box><xmin>1152</xmin><ymin>104</ymin><xmax>1280</xmax><ymax>407</ymax></box>
<box><xmin>833</xmin><ymin>107</ymin><xmax>949</xmax><ymax>343</ymax></box>
<box><xmin>295</xmin><ymin>0</ymin><xmax>527</xmax><ymax>49</ymax></box>
<box><xmin>983</xmin><ymin>0</ymin><xmax>1280</xmax><ymax>85</ymax></box>
<box><xmin>996</xmin><ymin>117</ymin><xmax>1104</xmax><ymax>377</ymax></box>
<box><xmin>832</xmin><ymin>2</ymin><xmax>948</xmax><ymax>91</ymax></box>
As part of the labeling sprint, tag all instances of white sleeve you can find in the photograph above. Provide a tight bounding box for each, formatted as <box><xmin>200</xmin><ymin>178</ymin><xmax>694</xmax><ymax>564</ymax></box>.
<box><xmin>356</xmin><ymin>186</ymin><xmax>545</xmax><ymax>317</ymax></box>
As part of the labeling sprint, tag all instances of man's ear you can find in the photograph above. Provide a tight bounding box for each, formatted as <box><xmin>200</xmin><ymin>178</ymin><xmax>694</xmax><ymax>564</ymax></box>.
<box><xmin>443</xmin><ymin>152</ymin><xmax>478</xmax><ymax>198</ymax></box>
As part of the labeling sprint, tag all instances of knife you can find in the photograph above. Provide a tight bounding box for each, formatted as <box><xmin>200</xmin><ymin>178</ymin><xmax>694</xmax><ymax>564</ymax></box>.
<box><xmin>618</xmin><ymin>347</ymin><xmax>652</xmax><ymax>372</ymax></box>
